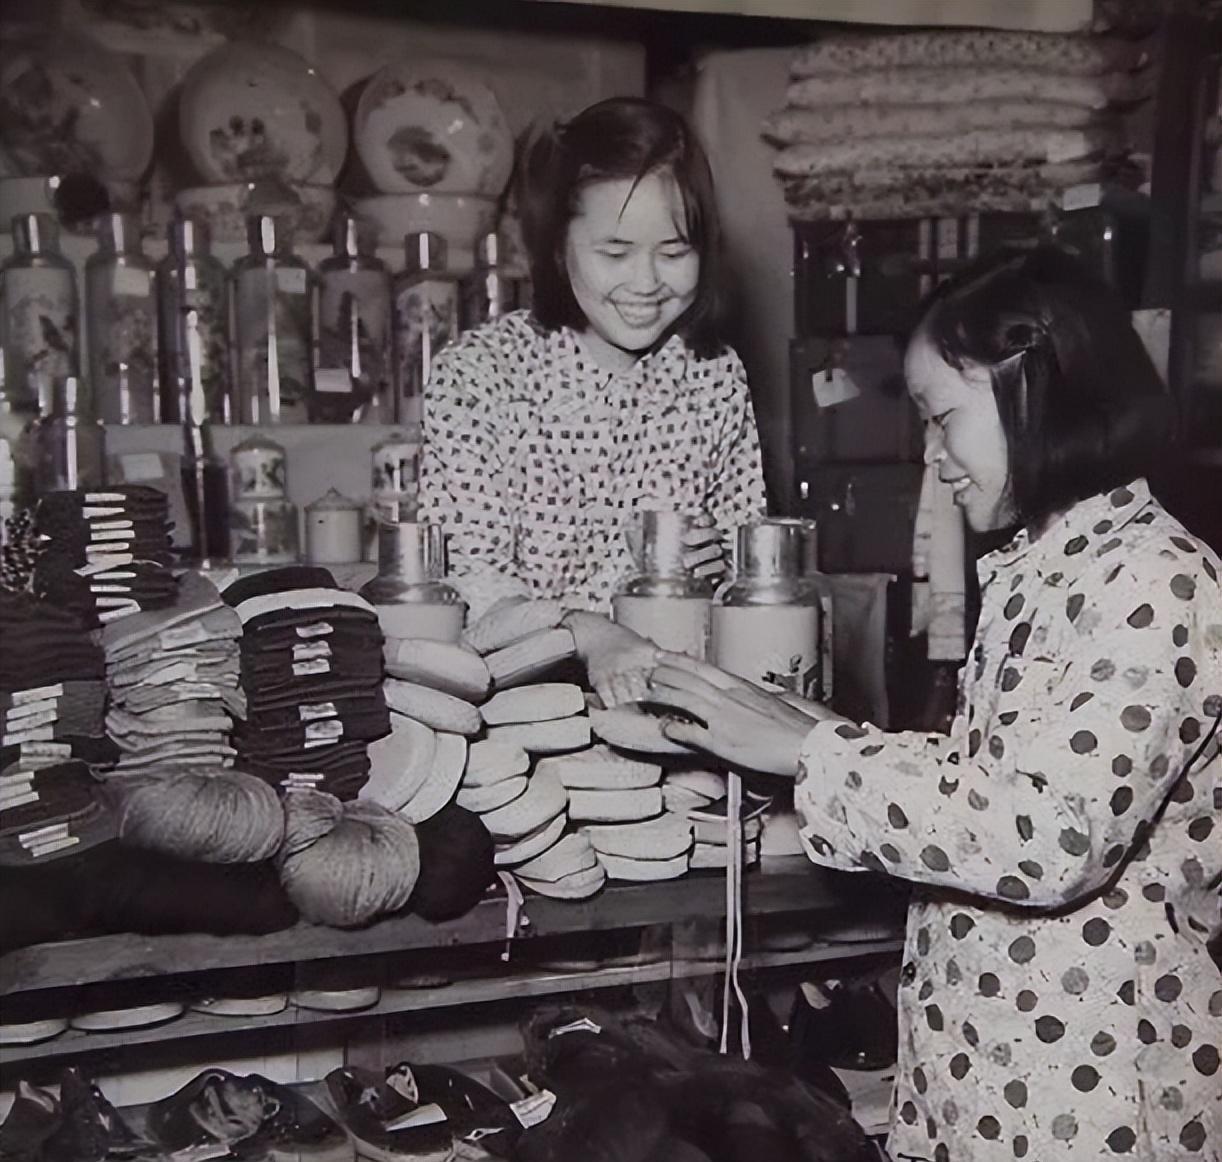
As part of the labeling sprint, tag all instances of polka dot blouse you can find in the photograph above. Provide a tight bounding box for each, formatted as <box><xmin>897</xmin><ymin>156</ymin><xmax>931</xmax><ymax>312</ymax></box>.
<box><xmin>420</xmin><ymin>312</ymin><xmax>766</xmax><ymax>619</ymax></box>
<box><xmin>796</xmin><ymin>480</ymin><xmax>1221</xmax><ymax>1160</ymax></box>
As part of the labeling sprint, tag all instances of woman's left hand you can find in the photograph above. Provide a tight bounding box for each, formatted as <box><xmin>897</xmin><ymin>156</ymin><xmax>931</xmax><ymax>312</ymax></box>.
<box><xmin>646</xmin><ymin>653</ymin><xmax>818</xmax><ymax>777</ymax></box>
<box><xmin>681</xmin><ymin>514</ymin><xmax>727</xmax><ymax>580</ymax></box>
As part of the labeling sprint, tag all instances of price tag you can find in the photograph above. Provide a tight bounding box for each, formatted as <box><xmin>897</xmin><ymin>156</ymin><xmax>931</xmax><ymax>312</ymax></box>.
<box><xmin>113</xmin><ymin>266</ymin><xmax>151</xmax><ymax>297</ymax></box>
<box><xmin>121</xmin><ymin>453</ymin><xmax>164</xmax><ymax>481</ymax></box>
<box><xmin>299</xmin><ymin>701</ymin><xmax>338</xmax><ymax>722</ymax></box>
<box><xmin>811</xmin><ymin>366</ymin><xmax>861</xmax><ymax>409</ymax></box>
<box><xmin>1062</xmin><ymin>183</ymin><xmax>1103</xmax><ymax>212</ymax></box>
<box><xmin>296</xmin><ymin>622</ymin><xmax>334</xmax><ymax>639</ymax></box>
<box><xmin>276</xmin><ymin>267</ymin><xmax>308</xmax><ymax>294</ymax></box>
<box><xmin>184</xmin><ymin>266</ymin><xmax>197</xmax><ymax>291</ymax></box>
<box><xmin>385</xmin><ymin>1104</ymin><xmax>447</xmax><ymax>1133</ymax></box>
<box><xmin>510</xmin><ymin>1090</ymin><xmax>557</xmax><ymax>1129</ymax></box>
<box><xmin>293</xmin><ymin>657</ymin><xmax>332</xmax><ymax>677</ymax></box>
<box><xmin>316</xmin><ymin>367</ymin><xmax>353</xmax><ymax>394</ymax></box>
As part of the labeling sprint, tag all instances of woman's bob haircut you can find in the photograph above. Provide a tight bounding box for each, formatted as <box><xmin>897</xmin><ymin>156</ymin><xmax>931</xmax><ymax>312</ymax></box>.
<box><xmin>516</xmin><ymin>96</ymin><xmax>725</xmax><ymax>359</ymax></box>
<box><xmin>917</xmin><ymin>244</ymin><xmax>1175</xmax><ymax>528</ymax></box>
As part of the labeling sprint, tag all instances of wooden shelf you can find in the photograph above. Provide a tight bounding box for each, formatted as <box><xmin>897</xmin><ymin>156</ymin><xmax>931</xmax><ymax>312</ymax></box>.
<box><xmin>0</xmin><ymin>936</ymin><xmax>902</xmax><ymax>1069</ymax></box>
<box><xmin>0</xmin><ymin>863</ymin><xmax>845</xmax><ymax>998</ymax></box>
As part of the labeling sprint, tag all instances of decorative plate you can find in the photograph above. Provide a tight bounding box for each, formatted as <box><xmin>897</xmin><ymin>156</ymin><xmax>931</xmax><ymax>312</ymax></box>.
<box><xmin>354</xmin><ymin>61</ymin><xmax>513</xmax><ymax>197</ymax></box>
<box><xmin>179</xmin><ymin>40</ymin><xmax>347</xmax><ymax>186</ymax></box>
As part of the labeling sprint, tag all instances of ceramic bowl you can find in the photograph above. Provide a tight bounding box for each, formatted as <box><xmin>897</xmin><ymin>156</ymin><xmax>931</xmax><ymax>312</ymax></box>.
<box><xmin>353</xmin><ymin>61</ymin><xmax>513</xmax><ymax>197</ymax></box>
<box><xmin>0</xmin><ymin>33</ymin><xmax>153</xmax><ymax>182</ymax></box>
<box><xmin>178</xmin><ymin>40</ymin><xmax>347</xmax><ymax>186</ymax></box>
<box><xmin>175</xmin><ymin>181</ymin><xmax>336</xmax><ymax>243</ymax></box>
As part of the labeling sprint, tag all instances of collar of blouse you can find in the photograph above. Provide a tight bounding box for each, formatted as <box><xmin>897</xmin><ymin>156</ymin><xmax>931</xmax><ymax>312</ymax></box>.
<box><xmin>980</xmin><ymin>478</ymin><xmax>1153</xmax><ymax>582</ymax></box>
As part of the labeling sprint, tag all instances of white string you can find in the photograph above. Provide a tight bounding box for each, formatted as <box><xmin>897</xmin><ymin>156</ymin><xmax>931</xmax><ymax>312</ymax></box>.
<box><xmin>720</xmin><ymin>769</ymin><xmax>751</xmax><ymax>1059</ymax></box>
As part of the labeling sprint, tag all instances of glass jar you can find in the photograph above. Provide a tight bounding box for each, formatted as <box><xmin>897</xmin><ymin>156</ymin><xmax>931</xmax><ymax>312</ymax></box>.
<box><xmin>157</xmin><ymin>216</ymin><xmax>232</xmax><ymax>425</ymax></box>
<box><xmin>612</xmin><ymin>510</ymin><xmax>714</xmax><ymax>658</ymax></box>
<box><xmin>392</xmin><ymin>232</ymin><xmax>459</xmax><ymax>427</ymax></box>
<box><xmin>0</xmin><ymin>214</ymin><xmax>80</xmax><ymax>416</ymax></box>
<box><xmin>710</xmin><ymin>518</ymin><xmax>823</xmax><ymax>699</ymax></box>
<box><xmin>228</xmin><ymin>433</ymin><xmax>298</xmax><ymax>566</ymax></box>
<box><xmin>360</xmin><ymin>518</ymin><xmax>465</xmax><ymax>642</ymax></box>
<box><xmin>85</xmin><ymin>212</ymin><xmax>157</xmax><ymax>425</ymax></box>
<box><xmin>317</xmin><ymin>216</ymin><xmax>392</xmax><ymax>424</ymax></box>
<box><xmin>460</xmin><ymin>230</ymin><xmax>524</xmax><ymax>331</ymax></box>
<box><xmin>180</xmin><ymin>421</ymin><xmax>229</xmax><ymax>566</ymax></box>
<box><xmin>233</xmin><ymin>215</ymin><xmax>313</xmax><ymax>424</ymax></box>
<box><xmin>34</xmin><ymin>375</ymin><xmax>106</xmax><ymax>492</ymax></box>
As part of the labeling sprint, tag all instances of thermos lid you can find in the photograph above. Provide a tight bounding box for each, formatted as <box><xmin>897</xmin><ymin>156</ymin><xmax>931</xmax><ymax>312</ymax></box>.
<box><xmin>736</xmin><ymin>519</ymin><xmax>806</xmax><ymax>579</ymax></box>
<box><xmin>306</xmin><ymin>487</ymin><xmax>360</xmax><ymax>514</ymax></box>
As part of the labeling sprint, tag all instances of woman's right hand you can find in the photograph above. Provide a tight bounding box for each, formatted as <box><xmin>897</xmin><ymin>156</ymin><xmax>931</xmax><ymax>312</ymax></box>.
<box><xmin>645</xmin><ymin>653</ymin><xmax>818</xmax><ymax>777</ymax></box>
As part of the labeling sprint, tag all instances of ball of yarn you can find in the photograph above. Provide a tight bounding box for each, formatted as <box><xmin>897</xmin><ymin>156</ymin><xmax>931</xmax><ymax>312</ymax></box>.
<box><xmin>279</xmin><ymin>790</ymin><xmax>420</xmax><ymax>928</ymax></box>
<box><xmin>115</xmin><ymin>770</ymin><xmax>284</xmax><ymax>863</ymax></box>
<box><xmin>409</xmin><ymin>804</ymin><xmax>495</xmax><ymax>922</ymax></box>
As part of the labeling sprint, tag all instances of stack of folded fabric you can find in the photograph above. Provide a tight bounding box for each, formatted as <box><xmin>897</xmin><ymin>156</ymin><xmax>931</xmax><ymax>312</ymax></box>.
<box><xmin>100</xmin><ymin>571</ymin><xmax>243</xmax><ymax>781</ymax></box>
<box><xmin>0</xmin><ymin>589</ymin><xmax>115</xmax><ymax>777</ymax></box>
<box><xmin>224</xmin><ymin>568</ymin><xmax>389</xmax><ymax>801</ymax></box>
<box><xmin>0</xmin><ymin>760</ymin><xmax>116</xmax><ymax>867</ymax></box>
<box><xmin>31</xmin><ymin>486</ymin><xmax>176</xmax><ymax>627</ymax></box>
<box><xmin>762</xmin><ymin>29</ymin><xmax>1150</xmax><ymax>220</ymax></box>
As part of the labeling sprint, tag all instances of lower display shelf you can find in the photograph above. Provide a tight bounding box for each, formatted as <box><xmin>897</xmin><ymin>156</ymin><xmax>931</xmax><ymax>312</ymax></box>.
<box><xmin>0</xmin><ymin>937</ymin><xmax>903</xmax><ymax>1069</ymax></box>
<box><xmin>0</xmin><ymin>862</ymin><xmax>862</xmax><ymax>997</ymax></box>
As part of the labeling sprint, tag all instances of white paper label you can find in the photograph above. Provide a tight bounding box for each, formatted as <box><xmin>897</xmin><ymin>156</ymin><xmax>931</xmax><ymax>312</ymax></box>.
<box><xmin>121</xmin><ymin>453</ymin><xmax>164</xmax><ymax>481</ymax></box>
<box><xmin>76</xmin><ymin>554</ymin><xmax>134</xmax><ymax>575</ymax></box>
<box><xmin>304</xmin><ymin>719</ymin><xmax>343</xmax><ymax>742</ymax></box>
<box><xmin>184</xmin><ymin>266</ymin><xmax>197</xmax><ymax>292</ymax></box>
<box><xmin>299</xmin><ymin>702</ymin><xmax>338</xmax><ymax>722</ymax></box>
<box><xmin>1062</xmin><ymin>183</ymin><xmax>1103</xmax><ymax>212</ymax></box>
<box><xmin>712</xmin><ymin>605</ymin><xmax>821</xmax><ymax>698</ymax></box>
<box><xmin>295</xmin><ymin>622</ymin><xmax>334</xmax><ymax>639</ymax></box>
<box><xmin>612</xmin><ymin>595</ymin><xmax>710</xmax><ymax>659</ymax></box>
<box><xmin>548</xmin><ymin>1017</ymin><xmax>602</xmax><ymax>1038</ymax></box>
<box><xmin>315</xmin><ymin>367</ymin><xmax>353</xmax><ymax>394</ymax></box>
<box><xmin>293</xmin><ymin>658</ymin><xmax>332</xmax><ymax>677</ymax></box>
<box><xmin>510</xmin><ymin>1090</ymin><xmax>557</xmax><ymax>1129</ymax></box>
<box><xmin>11</xmin><ymin>684</ymin><xmax>64</xmax><ymax>705</ymax></box>
<box><xmin>276</xmin><ymin>267</ymin><xmax>307</xmax><ymax>294</ymax></box>
<box><xmin>113</xmin><ymin>266</ymin><xmax>151</xmax><ymax>297</ymax></box>
<box><xmin>90</xmin><ymin>519</ymin><xmax>135</xmax><ymax>531</ymax></box>
<box><xmin>292</xmin><ymin>641</ymin><xmax>331</xmax><ymax>661</ymax></box>
<box><xmin>85</xmin><ymin>493</ymin><xmax>125</xmax><ymax>503</ymax></box>
<box><xmin>812</xmin><ymin>367</ymin><xmax>861</xmax><ymax>409</ymax></box>
<box><xmin>4</xmin><ymin>727</ymin><xmax>54</xmax><ymax>745</ymax></box>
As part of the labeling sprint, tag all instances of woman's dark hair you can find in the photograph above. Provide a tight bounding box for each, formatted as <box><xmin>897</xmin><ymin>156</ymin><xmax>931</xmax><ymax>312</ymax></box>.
<box><xmin>918</xmin><ymin>244</ymin><xmax>1175</xmax><ymax>527</ymax></box>
<box><xmin>517</xmin><ymin>97</ymin><xmax>725</xmax><ymax>359</ymax></box>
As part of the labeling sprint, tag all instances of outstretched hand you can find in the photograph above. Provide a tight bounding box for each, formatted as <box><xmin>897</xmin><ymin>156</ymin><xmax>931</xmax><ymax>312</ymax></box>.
<box><xmin>680</xmin><ymin>514</ymin><xmax>728</xmax><ymax>580</ymax></box>
<box><xmin>645</xmin><ymin>653</ymin><xmax>819</xmax><ymax>778</ymax></box>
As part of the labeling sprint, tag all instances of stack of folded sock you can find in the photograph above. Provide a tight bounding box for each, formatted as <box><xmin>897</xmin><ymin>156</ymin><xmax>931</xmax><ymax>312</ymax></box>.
<box><xmin>100</xmin><ymin>572</ymin><xmax>244</xmax><ymax>782</ymax></box>
<box><xmin>0</xmin><ymin>590</ymin><xmax>119</xmax><ymax>866</ymax></box>
<box><xmin>0</xmin><ymin>589</ymin><xmax>115</xmax><ymax>778</ymax></box>
<box><xmin>0</xmin><ymin>759</ymin><xmax>116</xmax><ymax>866</ymax></box>
<box><xmin>225</xmin><ymin>568</ymin><xmax>389</xmax><ymax>801</ymax></box>
<box><xmin>32</xmin><ymin>486</ymin><xmax>176</xmax><ymax>628</ymax></box>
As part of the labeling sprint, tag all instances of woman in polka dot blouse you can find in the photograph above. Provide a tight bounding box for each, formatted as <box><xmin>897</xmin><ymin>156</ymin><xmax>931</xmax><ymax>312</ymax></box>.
<box><xmin>420</xmin><ymin>98</ymin><xmax>765</xmax><ymax>624</ymax></box>
<box><xmin>646</xmin><ymin>247</ymin><xmax>1221</xmax><ymax>1160</ymax></box>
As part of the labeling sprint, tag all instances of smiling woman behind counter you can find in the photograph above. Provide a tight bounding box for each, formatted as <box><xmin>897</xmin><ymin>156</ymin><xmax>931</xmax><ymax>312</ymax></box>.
<box><xmin>420</xmin><ymin>97</ymin><xmax>766</xmax><ymax>627</ymax></box>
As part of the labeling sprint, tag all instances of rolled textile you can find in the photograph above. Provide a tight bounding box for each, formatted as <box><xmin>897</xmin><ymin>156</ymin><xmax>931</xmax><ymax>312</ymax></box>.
<box><xmin>778</xmin><ymin>160</ymin><xmax>1109</xmax><ymax>221</ymax></box>
<box><xmin>279</xmin><ymin>790</ymin><xmax>420</xmax><ymax>928</ymax></box>
<box><xmin>762</xmin><ymin>100</ymin><xmax>1102</xmax><ymax>148</ymax></box>
<box><xmin>773</xmin><ymin>126</ymin><xmax>1119</xmax><ymax>181</ymax></box>
<box><xmin>789</xmin><ymin>30</ymin><xmax>1146</xmax><ymax>78</ymax></box>
<box><xmin>112</xmin><ymin>770</ymin><xmax>285</xmax><ymax>863</ymax></box>
<box><xmin>785</xmin><ymin>68</ymin><xmax>1146</xmax><ymax>112</ymax></box>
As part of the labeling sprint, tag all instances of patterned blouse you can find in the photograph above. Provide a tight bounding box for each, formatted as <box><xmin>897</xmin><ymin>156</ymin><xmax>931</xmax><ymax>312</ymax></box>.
<box><xmin>421</xmin><ymin>311</ymin><xmax>766</xmax><ymax>619</ymax></box>
<box><xmin>795</xmin><ymin>480</ymin><xmax>1221</xmax><ymax>1161</ymax></box>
